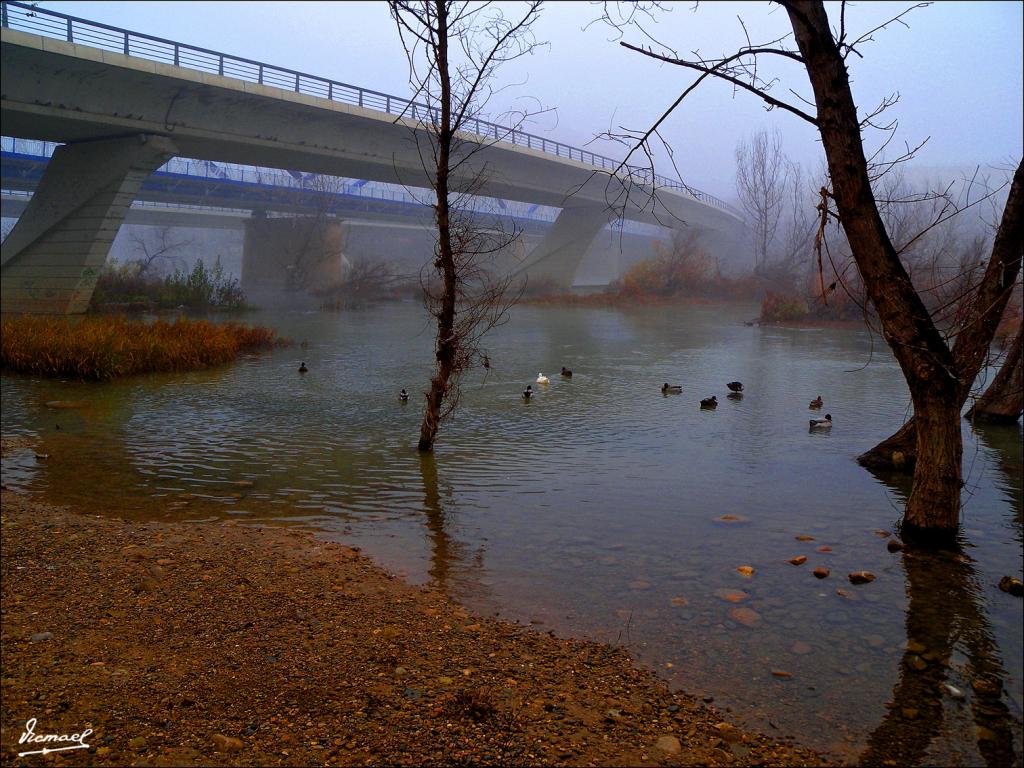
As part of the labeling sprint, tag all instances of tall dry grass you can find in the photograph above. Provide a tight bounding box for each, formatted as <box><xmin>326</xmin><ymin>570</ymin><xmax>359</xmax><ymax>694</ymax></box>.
<box><xmin>1</xmin><ymin>315</ymin><xmax>281</xmax><ymax>380</ymax></box>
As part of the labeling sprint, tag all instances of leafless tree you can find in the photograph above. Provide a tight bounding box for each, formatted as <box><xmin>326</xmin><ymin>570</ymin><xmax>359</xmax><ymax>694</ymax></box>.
<box><xmin>603</xmin><ymin>0</ymin><xmax>1024</xmax><ymax>542</ymax></box>
<box><xmin>736</xmin><ymin>128</ymin><xmax>790</xmax><ymax>272</ymax></box>
<box><xmin>389</xmin><ymin>0</ymin><xmax>542</xmax><ymax>452</ymax></box>
<box><xmin>128</xmin><ymin>225</ymin><xmax>191</xmax><ymax>277</ymax></box>
<box><xmin>278</xmin><ymin>173</ymin><xmax>349</xmax><ymax>294</ymax></box>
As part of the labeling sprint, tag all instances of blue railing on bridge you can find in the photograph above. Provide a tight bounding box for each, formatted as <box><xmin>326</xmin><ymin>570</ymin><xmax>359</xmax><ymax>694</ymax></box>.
<box><xmin>0</xmin><ymin>0</ymin><xmax>741</xmax><ymax>219</ymax></box>
<box><xmin>1</xmin><ymin>137</ymin><xmax>562</xmax><ymax>225</ymax></box>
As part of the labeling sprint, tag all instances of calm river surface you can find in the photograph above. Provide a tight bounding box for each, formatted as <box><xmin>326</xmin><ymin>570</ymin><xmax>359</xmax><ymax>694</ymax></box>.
<box><xmin>2</xmin><ymin>300</ymin><xmax>1021</xmax><ymax>765</ymax></box>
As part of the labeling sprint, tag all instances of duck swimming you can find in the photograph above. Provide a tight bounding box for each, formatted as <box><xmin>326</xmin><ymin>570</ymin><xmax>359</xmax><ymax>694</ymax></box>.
<box><xmin>399</xmin><ymin>389</ymin><xmax>409</xmax><ymax>402</ymax></box>
<box><xmin>700</xmin><ymin>395</ymin><xmax>718</xmax><ymax>409</ymax></box>
<box><xmin>522</xmin><ymin>385</ymin><xmax>533</xmax><ymax>400</ymax></box>
<box><xmin>810</xmin><ymin>414</ymin><xmax>832</xmax><ymax>430</ymax></box>
<box><xmin>726</xmin><ymin>381</ymin><xmax>743</xmax><ymax>393</ymax></box>
<box><xmin>537</xmin><ymin>373</ymin><xmax>550</xmax><ymax>385</ymax></box>
<box><xmin>809</xmin><ymin>395</ymin><xmax>823</xmax><ymax>409</ymax></box>
<box><xmin>662</xmin><ymin>383</ymin><xmax>682</xmax><ymax>394</ymax></box>
<box><xmin>560</xmin><ymin>367</ymin><xmax>573</xmax><ymax>378</ymax></box>
<box><xmin>298</xmin><ymin>362</ymin><xmax>308</xmax><ymax>373</ymax></box>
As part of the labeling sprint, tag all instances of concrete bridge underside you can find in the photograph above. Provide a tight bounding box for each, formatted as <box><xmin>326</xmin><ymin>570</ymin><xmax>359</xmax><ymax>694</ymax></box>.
<box><xmin>0</xmin><ymin>26</ymin><xmax>742</xmax><ymax>313</ymax></box>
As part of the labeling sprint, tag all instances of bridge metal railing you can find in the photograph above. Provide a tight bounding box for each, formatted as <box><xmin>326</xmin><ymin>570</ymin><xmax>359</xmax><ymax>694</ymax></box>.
<box><xmin>0</xmin><ymin>0</ymin><xmax>742</xmax><ymax>219</ymax></box>
<box><xmin>1</xmin><ymin>137</ymin><xmax>563</xmax><ymax>225</ymax></box>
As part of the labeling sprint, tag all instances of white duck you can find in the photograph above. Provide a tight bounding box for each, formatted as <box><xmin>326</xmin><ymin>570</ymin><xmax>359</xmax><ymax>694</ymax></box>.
<box><xmin>809</xmin><ymin>414</ymin><xmax>833</xmax><ymax>430</ymax></box>
<box><xmin>536</xmin><ymin>373</ymin><xmax>550</xmax><ymax>385</ymax></box>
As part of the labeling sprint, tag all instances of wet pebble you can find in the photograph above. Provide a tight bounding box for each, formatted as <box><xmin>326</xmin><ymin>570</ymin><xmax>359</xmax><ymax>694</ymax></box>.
<box><xmin>886</xmin><ymin>539</ymin><xmax>905</xmax><ymax>552</ymax></box>
<box><xmin>212</xmin><ymin>734</ymin><xmax>244</xmax><ymax>752</ymax></box>
<box><xmin>847</xmin><ymin>571</ymin><xmax>876</xmax><ymax>585</ymax></box>
<box><xmin>998</xmin><ymin>576</ymin><xmax>1023</xmax><ymax>596</ymax></box>
<box><xmin>654</xmin><ymin>735</ymin><xmax>681</xmax><ymax>754</ymax></box>
<box><xmin>729</xmin><ymin>606</ymin><xmax>761</xmax><ymax>627</ymax></box>
<box><xmin>812</xmin><ymin>567</ymin><xmax>830</xmax><ymax>579</ymax></box>
<box><xmin>128</xmin><ymin>736</ymin><xmax>148</xmax><ymax>751</ymax></box>
<box><xmin>787</xmin><ymin>556</ymin><xmax>807</xmax><ymax>566</ymax></box>
<box><xmin>735</xmin><ymin>566</ymin><xmax>755</xmax><ymax>578</ymax></box>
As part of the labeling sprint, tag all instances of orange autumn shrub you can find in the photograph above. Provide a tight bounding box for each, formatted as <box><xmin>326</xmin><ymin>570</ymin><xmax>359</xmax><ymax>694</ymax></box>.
<box><xmin>1</xmin><ymin>315</ymin><xmax>281</xmax><ymax>380</ymax></box>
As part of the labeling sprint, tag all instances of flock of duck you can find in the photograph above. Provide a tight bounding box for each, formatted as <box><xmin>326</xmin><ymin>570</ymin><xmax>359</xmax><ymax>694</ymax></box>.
<box><xmin>657</xmin><ymin>379</ymin><xmax>831</xmax><ymax>429</ymax></box>
<box><xmin>299</xmin><ymin>361</ymin><xmax>832</xmax><ymax>430</ymax></box>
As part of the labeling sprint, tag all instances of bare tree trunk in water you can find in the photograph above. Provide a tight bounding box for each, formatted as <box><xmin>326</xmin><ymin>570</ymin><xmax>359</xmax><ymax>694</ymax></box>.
<box><xmin>417</xmin><ymin>0</ymin><xmax>455</xmax><ymax>453</ymax></box>
<box><xmin>966</xmin><ymin>324</ymin><xmax>1023</xmax><ymax>423</ymax></box>
<box><xmin>390</xmin><ymin>1</ymin><xmax>540</xmax><ymax>452</ymax></box>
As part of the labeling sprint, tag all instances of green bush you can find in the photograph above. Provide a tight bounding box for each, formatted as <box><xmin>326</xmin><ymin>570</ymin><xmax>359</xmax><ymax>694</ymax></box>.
<box><xmin>91</xmin><ymin>256</ymin><xmax>247</xmax><ymax>312</ymax></box>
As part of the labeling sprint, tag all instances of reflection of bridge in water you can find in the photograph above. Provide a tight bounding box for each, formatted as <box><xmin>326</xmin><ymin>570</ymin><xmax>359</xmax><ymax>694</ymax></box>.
<box><xmin>0</xmin><ymin>0</ymin><xmax>744</xmax><ymax>312</ymax></box>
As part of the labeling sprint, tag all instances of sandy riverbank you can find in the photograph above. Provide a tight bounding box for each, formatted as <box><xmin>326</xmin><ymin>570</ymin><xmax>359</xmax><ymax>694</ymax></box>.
<box><xmin>0</xmin><ymin>480</ymin><xmax>827</xmax><ymax>767</ymax></box>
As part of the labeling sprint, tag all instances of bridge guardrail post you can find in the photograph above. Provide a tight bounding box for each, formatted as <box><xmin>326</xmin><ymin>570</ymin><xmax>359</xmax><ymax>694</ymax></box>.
<box><xmin>258</xmin><ymin>64</ymin><xmax>263</xmax><ymax>84</ymax></box>
<box><xmin>66</xmin><ymin>17</ymin><xmax>72</xmax><ymax>42</ymax></box>
<box><xmin>174</xmin><ymin>44</ymin><xmax>179</xmax><ymax>66</ymax></box>
<box><xmin>218</xmin><ymin>54</ymin><xmax>224</xmax><ymax>76</ymax></box>
<box><xmin>2</xmin><ymin>3</ymin><xmax>8</xmax><ymax>29</ymax></box>
<box><xmin>123</xmin><ymin>31</ymin><xmax>129</xmax><ymax>55</ymax></box>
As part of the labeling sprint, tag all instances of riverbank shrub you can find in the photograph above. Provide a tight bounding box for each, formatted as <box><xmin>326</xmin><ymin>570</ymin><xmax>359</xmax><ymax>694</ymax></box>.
<box><xmin>90</xmin><ymin>256</ymin><xmax>247</xmax><ymax>312</ymax></box>
<box><xmin>1</xmin><ymin>315</ymin><xmax>280</xmax><ymax>380</ymax></box>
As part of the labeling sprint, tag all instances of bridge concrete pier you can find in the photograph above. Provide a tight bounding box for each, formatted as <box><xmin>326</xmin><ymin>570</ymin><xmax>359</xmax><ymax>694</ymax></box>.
<box><xmin>1</xmin><ymin>134</ymin><xmax>178</xmax><ymax>314</ymax></box>
<box><xmin>241</xmin><ymin>214</ymin><xmax>346</xmax><ymax>307</ymax></box>
<box><xmin>512</xmin><ymin>205</ymin><xmax>611</xmax><ymax>289</ymax></box>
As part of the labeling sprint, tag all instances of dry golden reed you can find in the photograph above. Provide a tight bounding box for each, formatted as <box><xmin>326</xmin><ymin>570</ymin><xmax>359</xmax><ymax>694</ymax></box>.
<box><xmin>1</xmin><ymin>315</ymin><xmax>280</xmax><ymax>380</ymax></box>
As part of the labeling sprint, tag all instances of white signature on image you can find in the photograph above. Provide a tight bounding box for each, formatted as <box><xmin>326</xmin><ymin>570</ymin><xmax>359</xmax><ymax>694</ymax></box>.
<box><xmin>17</xmin><ymin>717</ymin><xmax>93</xmax><ymax>757</ymax></box>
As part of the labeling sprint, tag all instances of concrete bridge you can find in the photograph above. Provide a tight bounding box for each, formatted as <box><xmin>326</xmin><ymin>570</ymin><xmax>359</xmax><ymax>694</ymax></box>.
<box><xmin>0</xmin><ymin>1</ymin><xmax>743</xmax><ymax>313</ymax></box>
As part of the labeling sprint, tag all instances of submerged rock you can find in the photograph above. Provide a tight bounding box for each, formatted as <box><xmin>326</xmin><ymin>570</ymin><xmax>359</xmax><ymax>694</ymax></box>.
<box><xmin>812</xmin><ymin>567</ymin><xmax>830</xmax><ymax>579</ymax></box>
<box><xmin>729</xmin><ymin>606</ymin><xmax>761</xmax><ymax>627</ymax></box>
<box><xmin>886</xmin><ymin>539</ymin><xmax>905</xmax><ymax>552</ymax></box>
<box><xmin>736</xmin><ymin>565</ymin><xmax>755</xmax><ymax>578</ymax></box>
<box><xmin>787</xmin><ymin>556</ymin><xmax>807</xmax><ymax>566</ymax></box>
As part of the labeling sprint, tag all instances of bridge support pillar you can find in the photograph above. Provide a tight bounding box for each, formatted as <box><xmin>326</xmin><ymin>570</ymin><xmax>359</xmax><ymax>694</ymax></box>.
<box><xmin>1</xmin><ymin>134</ymin><xmax>178</xmax><ymax>314</ymax></box>
<box><xmin>241</xmin><ymin>215</ymin><xmax>346</xmax><ymax>307</ymax></box>
<box><xmin>512</xmin><ymin>205</ymin><xmax>610</xmax><ymax>290</ymax></box>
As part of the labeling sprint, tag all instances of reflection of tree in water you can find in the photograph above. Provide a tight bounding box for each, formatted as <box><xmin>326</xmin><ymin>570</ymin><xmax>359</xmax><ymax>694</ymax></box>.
<box><xmin>861</xmin><ymin>468</ymin><xmax>1020</xmax><ymax>767</ymax></box>
<box><xmin>970</xmin><ymin>421</ymin><xmax>1024</xmax><ymax>541</ymax></box>
<box><xmin>417</xmin><ymin>453</ymin><xmax>486</xmax><ymax>594</ymax></box>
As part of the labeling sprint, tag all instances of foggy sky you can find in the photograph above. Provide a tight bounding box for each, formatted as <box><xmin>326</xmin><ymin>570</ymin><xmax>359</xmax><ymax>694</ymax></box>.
<box><xmin>35</xmin><ymin>1</ymin><xmax>1024</xmax><ymax>201</ymax></box>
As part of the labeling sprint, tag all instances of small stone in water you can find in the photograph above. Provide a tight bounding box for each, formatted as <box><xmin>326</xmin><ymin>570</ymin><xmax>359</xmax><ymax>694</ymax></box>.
<box><xmin>795</xmin><ymin>535</ymin><xmax>815</xmax><ymax>541</ymax></box>
<box><xmin>998</xmin><ymin>576</ymin><xmax>1024</xmax><ymax>596</ymax></box>
<box><xmin>848</xmin><ymin>571</ymin><xmax>876</xmax><ymax>585</ymax></box>
<box><xmin>771</xmin><ymin>670</ymin><xmax>792</xmax><ymax>678</ymax></box>
<box><xmin>812</xmin><ymin>567</ymin><xmax>830</xmax><ymax>579</ymax></box>
<box><xmin>943</xmin><ymin>683</ymin><xmax>965</xmax><ymax>700</ymax></box>
<box><xmin>736</xmin><ymin>565</ymin><xmax>755</xmax><ymax>577</ymax></box>
<box><xmin>670</xmin><ymin>596</ymin><xmax>689</xmax><ymax>606</ymax></box>
<box><xmin>787</xmin><ymin>556</ymin><xmax>807</xmax><ymax>566</ymax></box>
<box><xmin>886</xmin><ymin>539</ymin><xmax>905</xmax><ymax>552</ymax></box>
<box><xmin>714</xmin><ymin>589</ymin><xmax>748</xmax><ymax>603</ymax></box>
<box><xmin>729</xmin><ymin>606</ymin><xmax>761</xmax><ymax>627</ymax></box>
<box><xmin>816</xmin><ymin>545</ymin><xmax>833</xmax><ymax>553</ymax></box>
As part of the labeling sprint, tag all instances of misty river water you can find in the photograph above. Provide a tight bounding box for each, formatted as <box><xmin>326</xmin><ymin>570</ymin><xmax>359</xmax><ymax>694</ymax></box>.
<box><xmin>2</xmin><ymin>300</ymin><xmax>1021</xmax><ymax>766</ymax></box>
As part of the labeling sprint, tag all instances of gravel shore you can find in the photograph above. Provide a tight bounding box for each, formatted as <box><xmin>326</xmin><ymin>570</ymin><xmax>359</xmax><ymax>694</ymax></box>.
<box><xmin>0</xmin><ymin>485</ymin><xmax>827</xmax><ymax>767</ymax></box>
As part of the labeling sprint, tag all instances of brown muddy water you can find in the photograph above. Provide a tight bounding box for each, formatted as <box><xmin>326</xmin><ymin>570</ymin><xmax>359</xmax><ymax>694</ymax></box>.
<box><xmin>2</xmin><ymin>301</ymin><xmax>1021</xmax><ymax>766</ymax></box>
